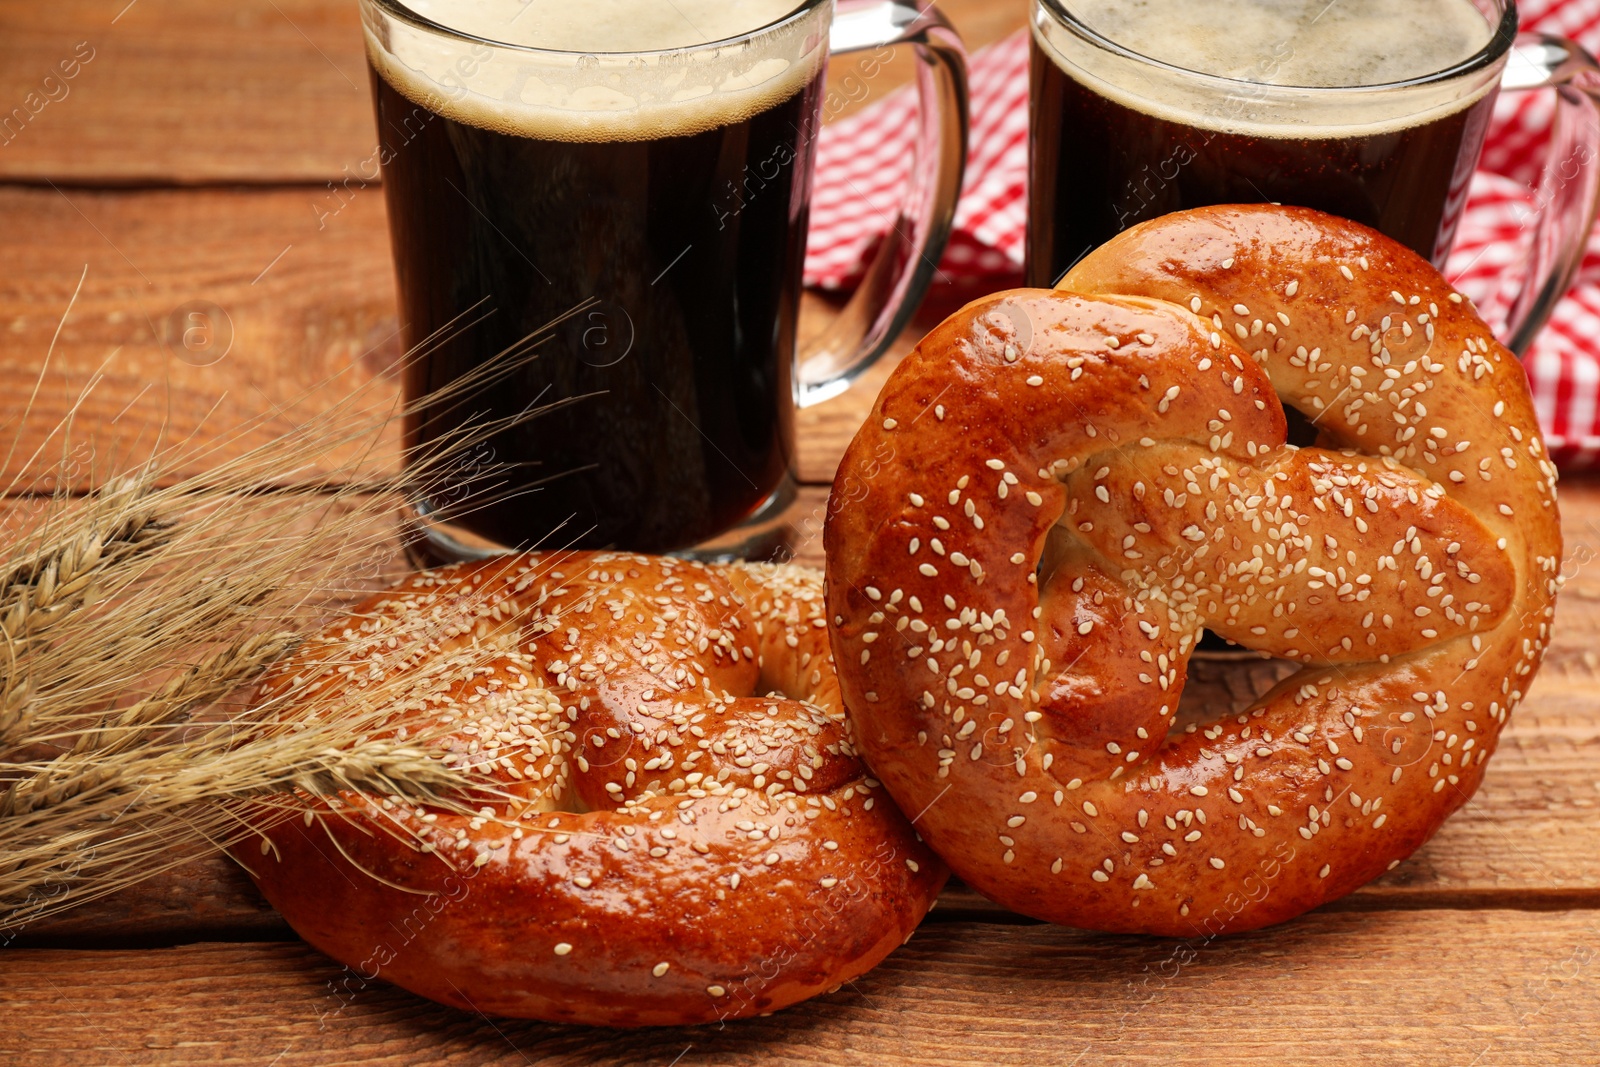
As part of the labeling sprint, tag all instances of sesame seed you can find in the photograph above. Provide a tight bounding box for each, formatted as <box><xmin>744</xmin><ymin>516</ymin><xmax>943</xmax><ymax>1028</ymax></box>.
<box><xmin>653</xmin><ymin>962</ymin><xmax>671</xmax><ymax>977</ymax></box>
<box><xmin>554</xmin><ymin>943</ymin><xmax>573</xmax><ymax>956</ymax></box>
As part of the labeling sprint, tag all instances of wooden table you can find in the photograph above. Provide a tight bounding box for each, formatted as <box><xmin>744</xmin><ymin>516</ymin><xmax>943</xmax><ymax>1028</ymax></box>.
<box><xmin>3</xmin><ymin>2</ymin><xmax>1599</xmax><ymax>1063</ymax></box>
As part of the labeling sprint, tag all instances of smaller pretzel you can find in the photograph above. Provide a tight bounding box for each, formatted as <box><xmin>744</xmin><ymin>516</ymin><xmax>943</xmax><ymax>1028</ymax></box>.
<box><xmin>825</xmin><ymin>205</ymin><xmax>1561</xmax><ymax>934</ymax></box>
<box><xmin>241</xmin><ymin>553</ymin><xmax>944</xmax><ymax>1026</ymax></box>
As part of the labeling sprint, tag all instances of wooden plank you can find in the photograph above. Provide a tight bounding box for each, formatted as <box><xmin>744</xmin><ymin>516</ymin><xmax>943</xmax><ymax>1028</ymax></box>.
<box><xmin>0</xmin><ymin>0</ymin><xmax>377</xmax><ymax>184</ymax></box>
<box><xmin>0</xmin><ymin>185</ymin><xmax>401</xmax><ymax>488</ymax></box>
<box><xmin>0</xmin><ymin>184</ymin><xmax>946</xmax><ymax>488</ymax></box>
<box><xmin>6</xmin><ymin>911</ymin><xmax>1600</xmax><ymax>1065</ymax></box>
<box><xmin>0</xmin><ymin>0</ymin><xmax>1027</xmax><ymax>184</ymax></box>
<box><xmin>6</xmin><ymin>847</ymin><xmax>292</xmax><ymax>949</ymax></box>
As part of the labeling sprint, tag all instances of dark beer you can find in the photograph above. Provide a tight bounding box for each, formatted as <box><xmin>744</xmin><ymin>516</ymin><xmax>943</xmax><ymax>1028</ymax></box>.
<box><xmin>369</xmin><ymin>1</ymin><xmax>823</xmax><ymax>553</ymax></box>
<box><xmin>1027</xmin><ymin>0</ymin><xmax>1509</xmax><ymax>285</ymax></box>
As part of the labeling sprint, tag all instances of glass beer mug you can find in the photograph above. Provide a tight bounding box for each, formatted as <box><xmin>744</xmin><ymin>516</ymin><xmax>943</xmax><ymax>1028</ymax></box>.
<box><xmin>1027</xmin><ymin>0</ymin><xmax>1600</xmax><ymax>357</ymax></box>
<box><xmin>360</xmin><ymin>0</ymin><xmax>969</xmax><ymax>560</ymax></box>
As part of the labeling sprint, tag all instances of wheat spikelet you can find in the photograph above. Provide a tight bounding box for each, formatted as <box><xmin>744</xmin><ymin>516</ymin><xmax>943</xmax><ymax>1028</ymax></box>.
<box><xmin>256</xmin><ymin>743</ymin><xmax>475</xmax><ymax>806</ymax></box>
<box><xmin>0</xmin><ymin>473</ymin><xmax>169</xmax><ymax>628</ymax></box>
<box><xmin>79</xmin><ymin>632</ymin><xmax>300</xmax><ymax>757</ymax></box>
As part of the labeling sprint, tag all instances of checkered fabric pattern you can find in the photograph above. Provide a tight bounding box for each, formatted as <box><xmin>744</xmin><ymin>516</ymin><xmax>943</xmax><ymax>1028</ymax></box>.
<box><xmin>803</xmin><ymin>0</ymin><xmax>1600</xmax><ymax>466</ymax></box>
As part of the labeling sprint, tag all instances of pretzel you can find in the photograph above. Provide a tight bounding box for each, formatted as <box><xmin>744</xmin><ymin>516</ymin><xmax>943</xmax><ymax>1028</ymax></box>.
<box><xmin>241</xmin><ymin>552</ymin><xmax>944</xmax><ymax>1026</ymax></box>
<box><xmin>824</xmin><ymin>205</ymin><xmax>1561</xmax><ymax>934</ymax></box>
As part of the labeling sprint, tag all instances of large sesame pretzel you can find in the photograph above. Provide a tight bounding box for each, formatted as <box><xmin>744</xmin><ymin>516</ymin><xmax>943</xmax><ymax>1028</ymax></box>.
<box><xmin>825</xmin><ymin>206</ymin><xmax>1561</xmax><ymax>934</ymax></box>
<box><xmin>243</xmin><ymin>553</ymin><xmax>944</xmax><ymax>1026</ymax></box>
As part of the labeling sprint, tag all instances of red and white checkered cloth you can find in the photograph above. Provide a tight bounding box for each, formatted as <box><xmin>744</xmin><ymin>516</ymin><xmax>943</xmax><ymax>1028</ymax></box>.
<box><xmin>805</xmin><ymin>0</ymin><xmax>1600</xmax><ymax>467</ymax></box>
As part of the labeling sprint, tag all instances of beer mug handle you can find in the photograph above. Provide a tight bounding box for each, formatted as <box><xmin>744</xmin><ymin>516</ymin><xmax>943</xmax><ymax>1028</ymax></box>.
<box><xmin>1496</xmin><ymin>35</ymin><xmax>1600</xmax><ymax>356</ymax></box>
<box><xmin>795</xmin><ymin>0</ymin><xmax>970</xmax><ymax>407</ymax></box>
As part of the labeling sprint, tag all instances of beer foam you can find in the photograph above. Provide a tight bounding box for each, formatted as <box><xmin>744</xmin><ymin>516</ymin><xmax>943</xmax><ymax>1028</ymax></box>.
<box><xmin>1068</xmin><ymin>0</ymin><xmax>1494</xmax><ymax>87</ymax></box>
<box><xmin>402</xmin><ymin>0</ymin><xmax>808</xmax><ymax>53</ymax></box>
<box><xmin>368</xmin><ymin>0</ymin><xmax>822</xmax><ymax>142</ymax></box>
<box><xmin>1038</xmin><ymin>0</ymin><xmax>1502</xmax><ymax>138</ymax></box>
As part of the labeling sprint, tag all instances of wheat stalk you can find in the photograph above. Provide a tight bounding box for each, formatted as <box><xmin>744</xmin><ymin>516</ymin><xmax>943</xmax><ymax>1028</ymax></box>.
<box><xmin>0</xmin><ymin>299</ymin><xmax>594</xmax><ymax>932</ymax></box>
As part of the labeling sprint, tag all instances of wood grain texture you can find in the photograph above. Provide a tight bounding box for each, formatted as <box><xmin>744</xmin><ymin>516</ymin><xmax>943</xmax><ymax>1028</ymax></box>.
<box><xmin>0</xmin><ymin>184</ymin><xmax>958</xmax><ymax>489</ymax></box>
<box><xmin>0</xmin><ymin>185</ymin><xmax>402</xmax><ymax>489</ymax></box>
<box><xmin>6</xmin><ymin>911</ymin><xmax>1600</xmax><ymax>1066</ymax></box>
<box><xmin>8</xmin><ymin>847</ymin><xmax>292</xmax><ymax>948</ymax></box>
<box><xmin>0</xmin><ymin>0</ymin><xmax>1027</xmax><ymax>184</ymax></box>
<box><xmin>0</xmin><ymin>0</ymin><xmax>376</xmax><ymax>184</ymax></box>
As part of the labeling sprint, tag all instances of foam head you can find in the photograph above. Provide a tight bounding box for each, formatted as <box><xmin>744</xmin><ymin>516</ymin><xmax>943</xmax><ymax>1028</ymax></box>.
<box><xmin>402</xmin><ymin>0</ymin><xmax>809</xmax><ymax>53</ymax></box>
<box><xmin>1038</xmin><ymin>0</ymin><xmax>1504</xmax><ymax>138</ymax></box>
<box><xmin>1067</xmin><ymin>0</ymin><xmax>1494</xmax><ymax>87</ymax></box>
<box><xmin>366</xmin><ymin>0</ymin><xmax>824</xmax><ymax>142</ymax></box>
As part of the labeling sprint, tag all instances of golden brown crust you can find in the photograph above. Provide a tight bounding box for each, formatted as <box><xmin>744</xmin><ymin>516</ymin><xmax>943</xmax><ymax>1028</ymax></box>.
<box><xmin>824</xmin><ymin>205</ymin><xmax>1561</xmax><ymax>934</ymax></box>
<box><xmin>240</xmin><ymin>553</ymin><xmax>945</xmax><ymax>1026</ymax></box>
